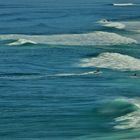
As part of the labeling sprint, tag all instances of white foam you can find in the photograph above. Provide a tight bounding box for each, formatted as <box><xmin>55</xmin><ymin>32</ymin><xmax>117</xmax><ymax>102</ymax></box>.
<box><xmin>0</xmin><ymin>31</ymin><xmax>137</xmax><ymax>46</ymax></box>
<box><xmin>114</xmin><ymin>99</ymin><xmax>140</xmax><ymax>130</ymax></box>
<box><xmin>114</xmin><ymin>112</ymin><xmax>140</xmax><ymax>130</ymax></box>
<box><xmin>50</xmin><ymin>71</ymin><xmax>101</xmax><ymax>77</ymax></box>
<box><xmin>8</xmin><ymin>38</ymin><xmax>37</xmax><ymax>46</ymax></box>
<box><xmin>98</xmin><ymin>19</ymin><xmax>126</xmax><ymax>29</ymax></box>
<box><xmin>122</xmin><ymin>21</ymin><xmax>140</xmax><ymax>33</ymax></box>
<box><xmin>98</xmin><ymin>20</ymin><xmax>140</xmax><ymax>39</ymax></box>
<box><xmin>80</xmin><ymin>52</ymin><xmax>140</xmax><ymax>71</ymax></box>
<box><xmin>113</xmin><ymin>3</ymin><xmax>135</xmax><ymax>6</ymax></box>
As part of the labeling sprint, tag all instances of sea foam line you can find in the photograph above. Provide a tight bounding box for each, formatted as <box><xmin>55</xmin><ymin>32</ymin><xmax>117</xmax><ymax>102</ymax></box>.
<box><xmin>0</xmin><ymin>31</ymin><xmax>137</xmax><ymax>46</ymax></box>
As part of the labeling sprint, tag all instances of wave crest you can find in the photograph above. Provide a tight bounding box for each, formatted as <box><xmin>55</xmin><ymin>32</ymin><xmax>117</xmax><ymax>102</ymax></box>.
<box><xmin>8</xmin><ymin>38</ymin><xmax>37</xmax><ymax>46</ymax></box>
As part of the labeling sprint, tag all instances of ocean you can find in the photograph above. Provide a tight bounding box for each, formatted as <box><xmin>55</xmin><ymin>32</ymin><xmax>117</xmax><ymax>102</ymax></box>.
<box><xmin>0</xmin><ymin>0</ymin><xmax>140</xmax><ymax>139</ymax></box>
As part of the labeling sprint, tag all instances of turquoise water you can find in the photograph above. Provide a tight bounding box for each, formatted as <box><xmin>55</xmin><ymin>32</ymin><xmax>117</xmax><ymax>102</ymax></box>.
<box><xmin>0</xmin><ymin>0</ymin><xmax>140</xmax><ymax>139</ymax></box>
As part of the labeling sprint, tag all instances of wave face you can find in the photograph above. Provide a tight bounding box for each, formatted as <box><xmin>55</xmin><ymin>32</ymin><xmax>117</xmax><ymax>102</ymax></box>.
<box><xmin>80</xmin><ymin>52</ymin><xmax>140</xmax><ymax>71</ymax></box>
<box><xmin>98</xmin><ymin>20</ymin><xmax>140</xmax><ymax>34</ymax></box>
<box><xmin>107</xmin><ymin>98</ymin><xmax>140</xmax><ymax>130</ymax></box>
<box><xmin>0</xmin><ymin>31</ymin><xmax>137</xmax><ymax>46</ymax></box>
<box><xmin>95</xmin><ymin>98</ymin><xmax>140</xmax><ymax>130</ymax></box>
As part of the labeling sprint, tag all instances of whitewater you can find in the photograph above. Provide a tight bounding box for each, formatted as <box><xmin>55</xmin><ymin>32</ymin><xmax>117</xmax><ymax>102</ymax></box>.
<box><xmin>0</xmin><ymin>0</ymin><xmax>140</xmax><ymax>139</ymax></box>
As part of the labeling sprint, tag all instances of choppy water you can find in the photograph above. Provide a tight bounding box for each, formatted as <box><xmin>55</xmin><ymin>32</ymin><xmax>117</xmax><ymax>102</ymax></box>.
<box><xmin>0</xmin><ymin>0</ymin><xmax>140</xmax><ymax>139</ymax></box>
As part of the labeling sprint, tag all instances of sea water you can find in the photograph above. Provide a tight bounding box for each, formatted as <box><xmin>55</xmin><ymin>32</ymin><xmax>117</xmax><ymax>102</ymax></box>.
<box><xmin>0</xmin><ymin>0</ymin><xmax>140</xmax><ymax>139</ymax></box>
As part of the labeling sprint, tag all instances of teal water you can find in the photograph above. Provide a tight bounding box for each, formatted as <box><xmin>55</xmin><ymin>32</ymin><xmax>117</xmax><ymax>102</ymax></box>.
<box><xmin>0</xmin><ymin>0</ymin><xmax>140</xmax><ymax>139</ymax></box>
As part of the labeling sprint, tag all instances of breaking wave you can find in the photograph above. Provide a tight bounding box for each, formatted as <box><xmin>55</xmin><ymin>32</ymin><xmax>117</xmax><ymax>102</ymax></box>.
<box><xmin>113</xmin><ymin>98</ymin><xmax>140</xmax><ymax>130</ymax></box>
<box><xmin>0</xmin><ymin>31</ymin><xmax>137</xmax><ymax>46</ymax></box>
<box><xmin>113</xmin><ymin>3</ymin><xmax>136</xmax><ymax>6</ymax></box>
<box><xmin>98</xmin><ymin>19</ymin><xmax>126</xmax><ymax>29</ymax></box>
<box><xmin>51</xmin><ymin>71</ymin><xmax>101</xmax><ymax>77</ymax></box>
<box><xmin>95</xmin><ymin>98</ymin><xmax>140</xmax><ymax>130</ymax></box>
<box><xmin>8</xmin><ymin>39</ymin><xmax>37</xmax><ymax>46</ymax></box>
<box><xmin>75</xmin><ymin>98</ymin><xmax>140</xmax><ymax>140</ymax></box>
<box><xmin>80</xmin><ymin>52</ymin><xmax>140</xmax><ymax>71</ymax></box>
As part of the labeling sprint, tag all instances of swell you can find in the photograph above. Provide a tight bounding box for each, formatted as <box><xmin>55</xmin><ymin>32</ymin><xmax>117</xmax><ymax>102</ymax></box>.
<box><xmin>74</xmin><ymin>98</ymin><xmax>140</xmax><ymax>140</ymax></box>
<box><xmin>0</xmin><ymin>12</ymin><xmax>23</xmax><ymax>17</ymax></box>
<box><xmin>92</xmin><ymin>98</ymin><xmax>140</xmax><ymax>130</ymax></box>
<box><xmin>0</xmin><ymin>72</ymin><xmax>43</xmax><ymax>80</ymax></box>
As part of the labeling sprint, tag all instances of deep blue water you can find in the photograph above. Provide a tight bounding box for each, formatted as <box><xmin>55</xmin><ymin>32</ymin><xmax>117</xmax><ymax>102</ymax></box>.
<box><xmin>0</xmin><ymin>0</ymin><xmax>140</xmax><ymax>139</ymax></box>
